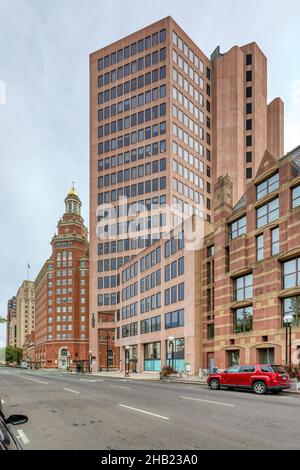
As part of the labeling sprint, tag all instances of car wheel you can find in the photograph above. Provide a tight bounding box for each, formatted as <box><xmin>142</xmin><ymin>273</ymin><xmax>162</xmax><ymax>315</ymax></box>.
<box><xmin>253</xmin><ymin>381</ymin><xmax>267</xmax><ymax>395</ymax></box>
<box><xmin>209</xmin><ymin>378</ymin><xmax>220</xmax><ymax>390</ymax></box>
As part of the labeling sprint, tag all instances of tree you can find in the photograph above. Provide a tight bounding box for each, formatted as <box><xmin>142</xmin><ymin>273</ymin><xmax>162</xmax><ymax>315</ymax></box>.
<box><xmin>5</xmin><ymin>346</ymin><xmax>23</xmax><ymax>364</ymax></box>
<box><xmin>0</xmin><ymin>316</ymin><xmax>7</xmax><ymax>324</ymax></box>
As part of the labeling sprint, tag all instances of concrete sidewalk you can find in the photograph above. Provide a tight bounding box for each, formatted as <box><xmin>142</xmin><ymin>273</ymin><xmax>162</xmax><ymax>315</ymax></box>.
<box><xmin>91</xmin><ymin>370</ymin><xmax>160</xmax><ymax>381</ymax></box>
<box><xmin>38</xmin><ymin>368</ymin><xmax>300</xmax><ymax>394</ymax></box>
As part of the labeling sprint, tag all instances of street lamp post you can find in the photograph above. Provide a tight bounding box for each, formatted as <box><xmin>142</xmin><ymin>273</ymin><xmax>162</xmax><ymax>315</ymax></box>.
<box><xmin>125</xmin><ymin>345</ymin><xmax>130</xmax><ymax>377</ymax></box>
<box><xmin>66</xmin><ymin>351</ymin><xmax>71</xmax><ymax>371</ymax></box>
<box><xmin>106</xmin><ymin>313</ymin><xmax>109</xmax><ymax>372</ymax></box>
<box><xmin>283</xmin><ymin>313</ymin><xmax>293</xmax><ymax>367</ymax></box>
<box><xmin>167</xmin><ymin>337</ymin><xmax>175</xmax><ymax>369</ymax></box>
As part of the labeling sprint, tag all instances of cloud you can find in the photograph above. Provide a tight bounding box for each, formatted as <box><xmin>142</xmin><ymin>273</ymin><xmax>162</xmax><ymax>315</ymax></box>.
<box><xmin>285</xmin><ymin>81</ymin><xmax>300</xmax><ymax>153</ymax></box>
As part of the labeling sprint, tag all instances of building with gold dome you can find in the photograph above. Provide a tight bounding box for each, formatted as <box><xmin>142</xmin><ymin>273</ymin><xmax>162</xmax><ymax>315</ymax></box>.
<box><xmin>34</xmin><ymin>187</ymin><xmax>89</xmax><ymax>369</ymax></box>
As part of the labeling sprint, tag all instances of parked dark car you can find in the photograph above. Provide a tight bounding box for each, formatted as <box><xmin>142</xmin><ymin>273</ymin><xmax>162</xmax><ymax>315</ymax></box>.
<box><xmin>207</xmin><ymin>364</ymin><xmax>291</xmax><ymax>395</ymax></box>
<box><xmin>0</xmin><ymin>399</ymin><xmax>28</xmax><ymax>450</ymax></box>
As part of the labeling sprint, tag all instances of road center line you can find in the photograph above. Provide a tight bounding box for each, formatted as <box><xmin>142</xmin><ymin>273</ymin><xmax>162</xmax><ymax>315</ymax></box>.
<box><xmin>15</xmin><ymin>375</ymin><xmax>48</xmax><ymax>385</ymax></box>
<box><xmin>63</xmin><ymin>388</ymin><xmax>80</xmax><ymax>394</ymax></box>
<box><xmin>179</xmin><ymin>396</ymin><xmax>235</xmax><ymax>407</ymax></box>
<box><xmin>118</xmin><ymin>404</ymin><xmax>170</xmax><ymax>420</ymax></box>
<box><xmin>110</xmin><ymin>385</ymin><xmax>131</xmax><ymax>390</ymax></box>
<box><xmin>79</xmin><ymin>378</ymin><xmax>103</xmax><ymax>382</ymax></box>
<box><xmin>16</xmin><ymin>429</ymin><xmax>30</xmax><ymax>445</ymax></box>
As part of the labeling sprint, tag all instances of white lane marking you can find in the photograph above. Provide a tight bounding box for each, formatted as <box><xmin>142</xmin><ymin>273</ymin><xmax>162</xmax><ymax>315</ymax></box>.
<box><xmin>118</xmin><ymin>404</ymin><xmax>170</xmax><ymax>420</ymax></box>
<box><xmin>16</xmin><ymin>376</ymin><xmax>48</xmax><ymax>385</ymax></box>
<box><xmin>1</xmin><ymin>399</ymin><xmax>5</xmax><ymax>405</ymax></box>
<box><xmin>63</xmin><ymin>388</ymin><xmax>80</xmax><ymax>394</ymax></box>
<box><xmin>179</xmin><ymin>396</ymin><xmax>235</xmax><ymax>407</ymax></box>
<box><xmin>110</xmin><ymin>385</ymin><xmax>131</xmax><ymax>390</ymax></box>
<box><xmin>16</xmin><ymin>429</ymin><xmax>30</xmax><ymax>445</ymax></box>
<box><xmin>79</xmin><ymin>379</ymin><xmax>103</xmax><ymax>382</ymax></box>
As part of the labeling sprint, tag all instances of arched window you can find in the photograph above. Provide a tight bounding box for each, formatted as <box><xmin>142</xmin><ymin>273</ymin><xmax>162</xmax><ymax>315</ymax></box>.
<box><xmin>60</xmin><ymin>347</ymin><xmax>68</xmax><ymax>357</ymax></box>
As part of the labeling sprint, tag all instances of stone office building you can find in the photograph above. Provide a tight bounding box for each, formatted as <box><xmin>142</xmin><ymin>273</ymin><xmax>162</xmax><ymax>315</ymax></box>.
<box><xmin>89</xmin><ymin>16</ymin><xmax>284</xmax><ymax>372</ymax></box>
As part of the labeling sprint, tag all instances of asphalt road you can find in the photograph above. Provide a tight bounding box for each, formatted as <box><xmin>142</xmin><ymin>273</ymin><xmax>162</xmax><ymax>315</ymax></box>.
<box><xmin>1</xmin><ymin>367</ymin><xmax>300</xmax><ymax>450</ymax></box>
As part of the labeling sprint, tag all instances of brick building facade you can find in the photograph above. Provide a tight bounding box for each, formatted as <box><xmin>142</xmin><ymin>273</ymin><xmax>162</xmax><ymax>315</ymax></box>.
<box><xmin>202</xmin><ymin>145</ymin><xmax>300</xmax><ymax>369</ymax></box>
<box><xmin>6</xmin><ymin>296</ymin><xmax>17</xmax><ymax>348</ymax></box>
<box><xmin>34</xmin><ymin>188</ymin><xmax>89</xmax><ymax>369</ymax></box>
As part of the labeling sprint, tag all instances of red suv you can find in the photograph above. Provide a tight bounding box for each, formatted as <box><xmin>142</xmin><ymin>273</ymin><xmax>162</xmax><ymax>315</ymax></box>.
<box><xmin>207</xmin><ymin>364</ymin><xmax>291</xmax><ymax>395</ymax></box>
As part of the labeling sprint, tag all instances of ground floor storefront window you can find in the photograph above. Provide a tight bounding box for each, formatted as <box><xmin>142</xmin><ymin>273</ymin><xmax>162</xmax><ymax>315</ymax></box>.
<box><xmin>166</xmin><ymin>338</ymin><xmax>185</xmax><ymax>371</ymax></box>
<box><xmin>128</xmin><ymin>345</ymin><xmax>138</xmax><ymax>372</ymax></box>
<box><xmin>144</xmin><ymin>342</ymin><xmax>161</xmax><ymax>371</ymax></box>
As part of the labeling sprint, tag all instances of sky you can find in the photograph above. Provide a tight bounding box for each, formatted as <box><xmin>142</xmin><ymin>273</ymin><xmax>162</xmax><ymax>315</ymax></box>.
<box><xmin>0</xmin><ymin>0</ymin><xmax>300</xmax><ymax>347</ymax></box>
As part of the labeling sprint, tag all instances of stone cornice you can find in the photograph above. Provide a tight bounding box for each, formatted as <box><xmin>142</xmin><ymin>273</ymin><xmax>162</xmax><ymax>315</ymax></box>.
<box><xmin>278</xmin><ymin>287</ymin><xmax>300</xmax><ymax>299</ymax></box>
<box><xmin>230</xmin><ymin>266</ymin><xmax>252</xmax><ymax>279</ymax></box>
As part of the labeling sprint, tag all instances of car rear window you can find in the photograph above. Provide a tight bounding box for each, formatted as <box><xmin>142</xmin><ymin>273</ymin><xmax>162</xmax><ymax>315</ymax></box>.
<box><xmin>260</xmin><ymin>365</ymin><xmax>273</xmax><ymax>372</ymax></box>
<box><xmin>271</xmin><ymin>365</ymin><xmax>287</xmax><ymax>374</ymax></box>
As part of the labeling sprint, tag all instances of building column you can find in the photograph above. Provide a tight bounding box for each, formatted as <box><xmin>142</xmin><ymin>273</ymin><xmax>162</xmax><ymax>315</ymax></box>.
<box><xmin>138</xmin><ymin>343</ymin><xmax>144</xmax><ymax>373</ymax></box>
<box><xmin>161</xmin><ymin>338</ymin><xmax>166</xmax><ymax>369</ymax></box>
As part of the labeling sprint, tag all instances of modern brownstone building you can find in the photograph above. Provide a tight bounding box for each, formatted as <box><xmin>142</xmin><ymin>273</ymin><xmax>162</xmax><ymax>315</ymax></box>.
<box><xmin>34</xmin><ymin>188</ymin><xmax>89</xmax><ymax>369</ymax></box>
<box><xmin>89</xmin><ymin>16</ymin><xmax>284</xmax><ymax>372</ymax></box>
<box><xmin>202</xmin><ymin>145</ymin><xmax>300</xmax><ymax>370</ymax></box>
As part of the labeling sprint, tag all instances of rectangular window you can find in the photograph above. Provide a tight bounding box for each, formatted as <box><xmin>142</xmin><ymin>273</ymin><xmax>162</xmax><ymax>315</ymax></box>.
<box><xmin>246</xmin><ymin>168</ymin><xmax>252</xmax><ymax>179</ymax></box>
<box><xmin>256</xmin><ymin>172</ymin><xmax>279</xmax><ymax>200</ymax></box>
<box><xmin>229</xmin><ymin>216</ymin><xmax>247</xmax><ymax>240</ymax></box>
<box><xmin>233</xmin><ymin>306</ymin><xmax>253</xmax><ymax>333</ymax></box>
<box><xmin>283</xmin><ymin>257</ymin><xmax>300</xmax><ymax>289</ymax></box>
<box><xmin>207</xmin><ymin>323</ymin><xmax>214</xmax><ymax>339</ymax></box>
<box><xmin>256</xmin><ymin>234</ymin><xmax>264</xmax><ymax>261</ymax></box>
<box><xmin>234</xmin><ymin>274</ymin><xmax>253</xmax><ymax>301</ymax></box>
<box><xmin>292</xmin><ymin>185</ymin><xmax>300</xmax><ymax>208</ymax></box>
<box><xmin>246</xmin><ymin>54</ymin><xmax>252</xmax><ymax>65</ymax></box>
<box><xmin>165</xmin><ymin>308</ymin><xmax>184</xmax><ymax>329</ymax></box>
<box><xmin>256</xmin><ymin>197</ymin><xmax>279</xmax><ymax>228</ymax></box>
<box><xmin>283</xmin><ymin>296</ymin><xmax>300</xmax><ymax>327</ymax></box>
<box><xmin>271</xmin><ymin>227</ymin><xmax>280</xmax><ymax>256</ymax></box>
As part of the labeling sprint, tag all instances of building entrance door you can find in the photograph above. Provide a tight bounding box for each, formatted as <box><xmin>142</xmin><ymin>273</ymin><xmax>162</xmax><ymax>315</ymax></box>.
<box><xmin>58</xmin><ymin>347</ymin><xmax>69</xmax><ymax>370</ymax></box>
<box><xmin>59</xmin><ymin>358</ymin><xmax>67</xmax><ymax>369</ymax></box>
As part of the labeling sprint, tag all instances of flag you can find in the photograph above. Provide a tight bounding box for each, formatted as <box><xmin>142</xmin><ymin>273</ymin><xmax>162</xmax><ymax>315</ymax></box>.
<box><xmin>27</xmin><ymin>263</ymin><xmax>31</xmax><ymax>269</ymax></box>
